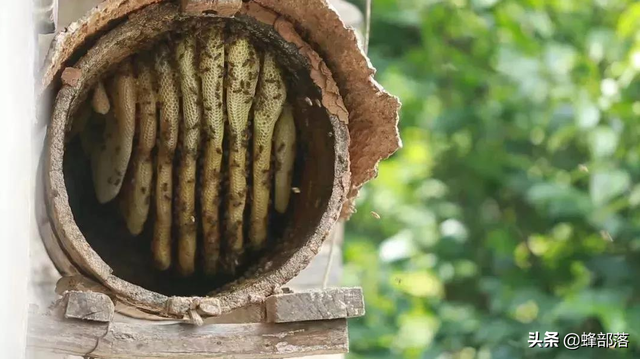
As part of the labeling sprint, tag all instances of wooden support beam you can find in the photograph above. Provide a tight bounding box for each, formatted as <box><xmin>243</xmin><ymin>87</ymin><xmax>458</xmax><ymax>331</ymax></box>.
<box><xmin>58</xmin><ymin>278</ymin><xmax>366</xmax><ymax>325</ymax></box>
<box><xmin>28</xmin><ymin>289</ymin><xmax>363</xmax><ymax>358</ymax></box>
<box><xmin>28</xmin><ymin>311</ymin><xmax>348</xmax><ymax>358</ymax></box>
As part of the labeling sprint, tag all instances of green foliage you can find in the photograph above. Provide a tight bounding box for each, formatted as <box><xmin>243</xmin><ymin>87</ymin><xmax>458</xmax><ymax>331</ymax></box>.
<box><xmin>344</xmin><ymin>0</ymin><xmax>640</xmax><ymax>357</ymax></box>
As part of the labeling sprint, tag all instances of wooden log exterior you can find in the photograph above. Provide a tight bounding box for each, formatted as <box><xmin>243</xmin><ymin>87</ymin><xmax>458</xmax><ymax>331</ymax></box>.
<box><xmin>38</xmin><ymin>0</ymin><xmax>398</xmax><ymax>321</ymax></box>
<box><xmin>45</xmin><ymin>2</ymin><xmax>350</xmax><ymax>319</ymax></box>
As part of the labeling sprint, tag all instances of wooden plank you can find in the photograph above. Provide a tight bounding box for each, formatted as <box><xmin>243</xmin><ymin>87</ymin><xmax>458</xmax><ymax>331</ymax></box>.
<box><xmin>64</xmin><ymin>291</ymin><xmax>114</xmax><ymax>323</ymax></box>
<box><xmin>27</xmin><ymin>311</ymin><xmax>348</xmax><ymax>358</ymax></box>
<box><xmin>266</xmin><ymin>288</ymin><xmax>364</xmax><ymax>323</ymax></box>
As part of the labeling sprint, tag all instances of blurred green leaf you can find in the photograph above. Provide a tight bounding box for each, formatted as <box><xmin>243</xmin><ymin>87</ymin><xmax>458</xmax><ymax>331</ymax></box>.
<box><xmin>345</xmin><ymin>0</ymin><xmax>640</xmax><ymax>357</ymax></box>
<box><xmin>589</xmin><ymin>169</ymin><xmax>630</xmax><ymax>205</ymax></box>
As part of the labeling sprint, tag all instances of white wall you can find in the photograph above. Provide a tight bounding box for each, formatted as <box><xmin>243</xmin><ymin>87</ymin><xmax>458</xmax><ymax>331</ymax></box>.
<box><xmin>0</xmin><ymin>0</ymin><xmax>35</xmax><ymax>358</ymax></box>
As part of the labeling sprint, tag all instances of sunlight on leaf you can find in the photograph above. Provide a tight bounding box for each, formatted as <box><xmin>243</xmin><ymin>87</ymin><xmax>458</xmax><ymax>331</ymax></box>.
<box><xmin>589</xmin><ymin>169</ymin><xmax>630</xmax><ymax>206</ymax></box>
<box><xmin>379</xmin><ymin>230</ymin><xmax>417</xmax><ymax>262</ymax></box>
<box><xmin>391</xmin><ymin>271</ymin><xmax>444</xmax><ymax>299</ymax></box>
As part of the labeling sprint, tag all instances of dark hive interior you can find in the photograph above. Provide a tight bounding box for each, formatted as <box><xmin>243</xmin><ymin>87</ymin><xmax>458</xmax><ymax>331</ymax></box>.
<box><xmin>61</xmin><ymin>16</ymin><xmax>338</xmax><ymax>297</ymax></box>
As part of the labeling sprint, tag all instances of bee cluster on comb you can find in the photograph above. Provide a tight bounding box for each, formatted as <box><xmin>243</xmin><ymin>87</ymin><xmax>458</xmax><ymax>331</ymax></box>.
<box><xmin>67</xmin><ymin>20</ymin><xmax>297</xmax><ymax>278</ymax></box>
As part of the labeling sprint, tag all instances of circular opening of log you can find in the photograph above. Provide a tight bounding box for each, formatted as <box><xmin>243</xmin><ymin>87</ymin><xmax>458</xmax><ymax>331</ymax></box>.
<box><xmin>46</xmin><ymin>3</ymin><xmax>349</xmax><ymax>315</ymax></box>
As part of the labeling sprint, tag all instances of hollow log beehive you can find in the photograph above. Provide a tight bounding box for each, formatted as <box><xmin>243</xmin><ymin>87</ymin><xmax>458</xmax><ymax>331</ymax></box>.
<box><xmin>39</xmin><ymin>0</ymin><xmax>400</xmax><ymax>319</ymax></box>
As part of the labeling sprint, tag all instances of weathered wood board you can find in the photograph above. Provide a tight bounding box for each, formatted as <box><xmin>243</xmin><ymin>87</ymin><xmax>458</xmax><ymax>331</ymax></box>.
<box><xmin>28</xmin><ymin>312</ymin><xmax>348</xmax><ymax>358</ymax></box>
<box><xmin>64</xmin><ymin>291</ymin><xmax>114</xmax><ymax>323</ymax></box>
<box><xmin>266</xmin><ymin>288</ymin><xmax>364</xmax><ymax>323</ymax></box>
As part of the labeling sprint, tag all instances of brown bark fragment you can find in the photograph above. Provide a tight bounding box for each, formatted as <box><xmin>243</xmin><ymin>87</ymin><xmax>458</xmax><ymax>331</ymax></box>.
<box><xmin>61</xmin><ymin>67</ymin><xmax>82</xmax><ymax>86</ymax></box>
